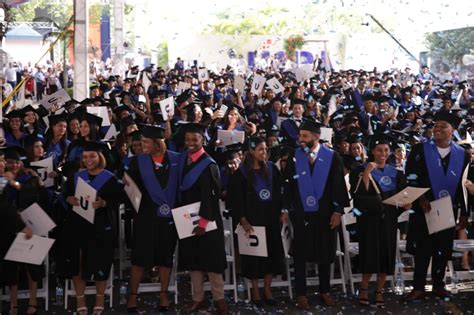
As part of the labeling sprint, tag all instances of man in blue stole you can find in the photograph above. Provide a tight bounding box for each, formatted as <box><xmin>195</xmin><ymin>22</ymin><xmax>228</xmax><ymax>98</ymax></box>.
<box><xmin>405</xmin><ymin>111</ymin><xmax>470</xmax><ymax>301</ymax></box>
<box><xmin>282</xmin><ymin>119</ymin><xmax>349</xmax><ymax>309</ymax></box>
<box><xmin>280</xmin><ymin>99</ymin><xmax>306</xmax><ymax>148</ymax></box>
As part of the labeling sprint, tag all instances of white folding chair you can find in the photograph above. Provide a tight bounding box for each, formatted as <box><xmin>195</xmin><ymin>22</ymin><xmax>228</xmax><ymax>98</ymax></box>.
<box><xmin>0</xmin><ymin>255</ymin><xmax>50</xmax><ymax>311</ymax></box>
<box><xmin>136</xmin><ymin>247</ymin><xmax>179</xmax><ymax>305</ymax></box>
<box><xmin>64</xmin><ymin>265</ymin><xmax>114</xmax><ymax>309</ymax></box>
<box><xmin>341</xmin><ymin>208</ymin><xmax>359</xmax><ymax>294</ymax></box>
<box><xmin>202</xmin><ymin>202</ymin><xmax>238</xmax><ymax>302</ymax></box>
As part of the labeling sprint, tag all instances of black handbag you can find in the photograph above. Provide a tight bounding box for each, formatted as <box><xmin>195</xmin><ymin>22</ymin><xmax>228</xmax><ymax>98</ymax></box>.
<box><xmin>353</xmin><ymin>174</ymin><xmax>385</xmax><ymax>215</ymax></box>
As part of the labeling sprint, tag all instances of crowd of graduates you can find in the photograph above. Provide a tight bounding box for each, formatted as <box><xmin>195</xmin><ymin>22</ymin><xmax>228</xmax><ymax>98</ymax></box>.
<box><xmin>0</xmin><ymin>60</ymin><xmax>474</xmax><ymax>314</ymax></box>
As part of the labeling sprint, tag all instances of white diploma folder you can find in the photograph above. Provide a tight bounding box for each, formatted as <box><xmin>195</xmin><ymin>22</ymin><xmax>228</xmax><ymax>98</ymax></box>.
<box><xmin>172</xmin><ymin>202</ymin><xmax>217</xmax><ymax>239</ymax></box>
<box><xmin>425</xmin><ymin>196</ymin><xmax>456</xmax><ymax>234</ymax></box>
<box><xmin>123</xmin><ymin>172</ymin><xmax>142</xmax><ymax>213</ymax></box>
<box><xmin>4</xmin><ymin>233</ymin><xmax>55</xmax><ymax>265</ymax></box>
<box><xmin>20</xmin><ymin>203</ymin><xmax>56</xmax><ymax>236</ymax></box>
<box><xmin>235</xmin><ymin>224</ymin><xmax>268</xmax><ymax>257</ymax></box>
<box><xmin>73</xmin><ymin>177</ymin><xmax>97</xmax><ymax>224</ymax></box>
<box><xmin>382</xmin><ymin>187</ymin><xmax>430</xmax><ymax>206</ymax></box>
<box><xmin>217</xmin><ymin>129</ymin><xmax>245</xmax><ymax>146</ymax></box>
<box><xmin>281</xmin><ymin>221</ymin><xmax>293</xmax><ymax>257</ymax></box>
<box><xmin>30</xmin><ymin>156</ymin><xmax>54</xmax><ymax>188</ymax></box>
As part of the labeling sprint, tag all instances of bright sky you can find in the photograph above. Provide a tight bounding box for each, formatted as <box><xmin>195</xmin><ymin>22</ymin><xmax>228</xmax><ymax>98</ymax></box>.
<box><xmin>126</xmin><ymin>0</ymin><xmax>473</xmax><ymax>49</ymax></box>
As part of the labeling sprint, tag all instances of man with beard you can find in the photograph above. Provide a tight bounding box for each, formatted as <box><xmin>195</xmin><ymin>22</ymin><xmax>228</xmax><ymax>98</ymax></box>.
<box><xmin>282</xmin><ymin>119</ymin><xmax>349</xmax><ymax>309</ymax></box>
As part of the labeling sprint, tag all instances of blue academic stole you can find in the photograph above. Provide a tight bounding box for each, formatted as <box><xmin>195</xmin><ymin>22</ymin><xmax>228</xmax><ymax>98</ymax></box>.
<box><xmin>423</xmin><ymin>141</ymin><xmax>464</xmax><ymax>200</ymax></box>
<box><xmin>67</xmin><ymin>145</ymin><xmax>83</xmax><ymax>162</ymax></box>
<box><xmin>239</xmin><ymin>161</ymin><xmax>273</xmax><ymax>202</ymax></box>
<box><xmin>281</xmin><ymin>119</ymin><xmax>299</xmax><ymax>140</ymax></box>
<box><xmin>178</xmin><ymin>151</ymin><xmax>215</xmax><ymax>191</ymax></box>
<box><xmin>368</xmin><ymin>164</ymin><xmax>398</xmax><ymax>193</ymax></box>
<box><xmin>138</xmin><ymin>152</ymin><xmax>179</xmax><ymax>218</ymax></box>
<box><xmin>295</xmin><ymin>146</ymin><xmax>334</xmax><ymax>212</ymax></box>
<box><xmin>270</xmin><ymin>110</ymin><xmax>278</xmax><ymax>125</ymax></box>
<box><xmin>74</xmin><ymin>169</ymin><xmax>114</xmax><ymax>192</ymax></box>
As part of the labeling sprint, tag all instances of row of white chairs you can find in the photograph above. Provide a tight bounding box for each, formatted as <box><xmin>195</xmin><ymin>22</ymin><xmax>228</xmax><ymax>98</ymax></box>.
<box><xmin>4</xmin><ymin>203</ymin><xmax>474</xmax><ymax>311</ymax></box>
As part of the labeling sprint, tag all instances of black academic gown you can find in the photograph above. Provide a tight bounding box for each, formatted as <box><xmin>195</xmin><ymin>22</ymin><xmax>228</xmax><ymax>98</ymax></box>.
<box><xmin>0</xmin><ymin>191</ymin><xmax>26</xmax><ymax>286</ymax></box>
<box><xmin>1</xmin><ymin>175</ymin><xmax>49</xmax><ymax>285</ymax></box>
<box><xmin>60</xmin><ymin>170</ymin><xmax>122</xmax><ymax>281</ymax></box>
<box><xmin>283</xmin><ymin>148</ymin><xmax>349</xmax><ymax>264</ymax></box>
<box><xmin>405</xmin><ymin>143</ymin><xmax>470</xmax><ymax>256</ymax></box>
<box><xmin>127</xmin><ymin>152</ymin><xmax>178</xmax><ymax>268</ymax></box>
<box><xmin>228</xmin><ymin>163</ymin><xmax>284</xmax><ymax>279</ymax></box>
<box><xmin>350</xmin><ymin>165</ymin><xmax>406</xmax><ymax>275</ymax></box>
<box><xmin>177</xmin><ymin>152</ymin><xmax>227</xmax><ymax>274</ymax></box>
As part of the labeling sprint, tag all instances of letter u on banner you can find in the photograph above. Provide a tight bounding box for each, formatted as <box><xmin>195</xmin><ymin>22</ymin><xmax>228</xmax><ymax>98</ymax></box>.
<box><xmin>80</xmin><ymin>197</ymin><xmax>89</xmax><ymax>210</ymax></box>
<box><xmin>249</xmin><ymin>235</ymin><xmax>259</xmax><ymax>247</ymax></box>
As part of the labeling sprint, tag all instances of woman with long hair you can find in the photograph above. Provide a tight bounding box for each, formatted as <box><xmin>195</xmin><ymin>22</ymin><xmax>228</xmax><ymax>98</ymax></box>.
<box><xmin>350</xmin><ymin>135</ymin><xmax>410</xmax><ymax>308</ymax></box>
<box><xmin>4</xmin><ymin>110</ymin><xmax>27</xmax><ymax>147</ymax></box>
<box><xmin>21</xmin><ymin>105</ymin><xmax>46</xmax><ymax>136</ymax></box>
<box><xmin>228</xmin><ymin>136</ymin><xmax>285</xmax><ymax>308</ymax></box>
<box><xmin>125</xmin><ymin>125</ymin><xmax>180</xmax><ymax>313</ymax></box>
<box><xmin>62</xmin><ymin>141</ymin><xmax>121</xmax><ymax>315</ymax></box>
<box><xmin>44</xmin><ymin>113</ymin><xmax>70</xmax><ymax>167</ymax></box>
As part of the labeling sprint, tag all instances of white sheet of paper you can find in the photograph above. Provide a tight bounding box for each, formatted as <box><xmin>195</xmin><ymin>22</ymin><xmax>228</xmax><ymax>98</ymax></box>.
<box><xmin>266</xmin><ymin>77</ymin><xmax>285</xmax><ymax>94</ymax></box>
<box><xmin>159</xmin><ymin>96</ymin><xmax>175</xmax><ymax>121</ymax></box>
<box><xmin>123</xmin><ymin>172</ymin><xmax>142</xmax><ymax>213</ymax></box>
<box><xmin>73</xmin><ymin>177</ymin><xmax>97</xmax><ymax>224</ymax></box>
<box><xmin>104</xmin><ymin>123</ymin><xmax>118</xmax><ymax>140</ymax></box>
<box><xmin>462</xmin><ymin>164</ymin><xmax>469</xmax><ymax>217</ymax></box>
<box><xmin>20</xmin><ymin>203</ymin><xmax>56</xmax><ymax>236</ymax></box>
<box><xmin>138</xmin><ymin>95</ymin><xmax>146</xmax><ymax>103</ymax></box>
<box><xmin>4</xmin><ymin>233</ymin><xmax>55</xmax><ymax>265</ymax></box>
<box><xmin>178</xmin><ymin>82</ymin><xmax>191</xmax><ymax>93</ymax></box>
<box><xmin>171</xmin><ymin>202</ymin><xmax>217</xmax><ymax>239</ymax></box>
<box><xmin>294</xmin><ymin>65</ymin><xmax>313</xmax><ymax>82</ymax></box>
<box><xmin>234</xmin><ymin>75</ymin><xmax>246</xmax><ymax>93</ymax></box>
<box><xmin>382</xmin><ymin>187</ymin><xmax>430</xmax><ymax>206</ymax></box>
<box><xmin>251</xmin><ymin>75</ymin><xmax>266</xmax><ymax>95</ymax></box>
<box><xmin>142</xmin><ymin>72</ymin><xmax>152</xmax><ymax>92</ymax></box>
<box><xmin>425</xmin><ymin>196</ymin><xmax>456</xmax><ymax>234</ymax></box>
<box><xmin>276</xmin><ymin>116</ymin><xmax>288</xmax><ymax>128</ymax></box>
<box><xmin>320</xmin><ymin>127</ymin><xmax>333</xmax><ymax>143</ymax></box>
<box><xmin>115</xmin><ymin>96</ymin><xmax>122</xmax><ymax>106</ymax></box>
<box><xmin>217</xmin><ymin>129</ymin><xmax>245</xmax><ymax>146</ymax></box>
<box><xmin>87</xmin><ymin>106</ymin><xmax>111</xmax><ymax>126</ymax></box>
<box><xmin>398</xmin><ymin>210</ymin><xmax>411</xmax><ymax>223</ymax></box>
<box><xmin>40</xmin><ymin>89</ymin><xmax>71</xmax><ymax>109</ymax></box>
<box><xmin>30</xmin><ymin>157</ymin><xmax>54</xmax><ymax>188</ymax></box>
<box><xmin>281</xmin><ymin>222</ymin><xmax>293</xmax><ymax>257</ymax></box>
<box><xmin>235</xmin><ymin>224</ymin><xmax>268</xmax><ymax>257</ymax></box>
<box><xmin>198</xmin><ymin>68</ymin><xmax>209</xmax><ymax>81</ymax></box>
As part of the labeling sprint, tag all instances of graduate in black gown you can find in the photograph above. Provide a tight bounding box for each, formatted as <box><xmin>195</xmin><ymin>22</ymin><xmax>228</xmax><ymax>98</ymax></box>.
<box><xmin>282</xmin><ymin>119</ymin><xmax>349</xmax><ymax>309</ymax></box>
<box><xmin>280</xmin><ymin>99</ymin><xmax>306</xmax><ymax>148</ymax></box>
<box><xmin>0</xmin><ymin>149</ymin><xmax>34</xmax><ymax>315</ymax></box>
<box><xmin>176</xmin><ymin>123</ymin><xmax>229</xmax><ymax>315</ymax></box>
<box><xmin>228</xmin><ymin>136</ymin><xmax>284</xmax><ymax>307</ymax></box>
<box><xmin>62</xmin><ymin>142</ymin><xmax>122</xmax><ymax>315</ymax></box>
<box><xmin>404</xmin><ymin>111</ymin><xmax>471</xmax><ymax>301</ymax></box>
<box><xmin>124</xmin><ymin>125</ymin><xmax>179</xmax><ymax>313</ymax></box>
<box><xmin>350</xmin><ymin>135</ymin><xmax>410</xmax><ymax>308</ymax></box>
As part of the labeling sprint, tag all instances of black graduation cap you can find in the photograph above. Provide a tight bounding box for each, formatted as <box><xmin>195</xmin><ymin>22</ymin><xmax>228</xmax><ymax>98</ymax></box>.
<box><xmin>3</xmin><ymin>146</ymin><xmax>27</xmax><ymax>161</ymax></box>
<box><xmin>35</xmin><ymin>105</ymin><xmax>50</xmax><ymax>118</ymax></box>
<box><xmin>107</xmin><ymin>75</ymin><xmax>117</xmax><ymax>82</ymax></box>
<box><xmin>248</xmin><ymin>135</ymin><xmax>266</xmax><ymax>149</ymax></box>
<box><xmin>299</xmin><ymin>119</ymin><xmax>323</xmax><ymax>134</ymax></box>
<box><xmin>369</xmin><ymin>133</ymin><xmax>393</xmax><ymax>150</ymax></box>
<box><xmin>179</xmin><ymin>122</ymin><xmax>207</xmax><ymax>135</ymax></box>
<box><xmin>141</xmin><ymin>124</ymin><xmax>165</xmax><ymax>139</ymax></box>
<box><xmin>80</xmin><ymin>98</ymin><xmax>94</xmax><ymax>106</ymax></box>
<box><xmin>24</xmin><ymin>134</ymin><xmax>44</xmax><ymax>147</ymax></box>
<box><xmin>291</xmin><ymin>98</ymin><xmax>308</xmax><ymax>108</ymax></box>
<box><xmin>89</xmin><ymin>83</ymin><xmax>99</xmax><ymax>91</ymax></box>
<box><xmin>176</xmin><ymin>89</ymin><xmax>194</xmax><ymax>105</ymax></box>
<box><xmin>81</xmin><ymin>112</ymin><xmax>103</xmax><ymax>127</ymax></box>
<box><xmin>362</xmin><ymin>94</ymin><xmax>375</xmax><ymax>102</ymax></box>
<box><xmin>48</xmin><ymin>113</ymin><xmax>68</xmax><ymax>126</ymax></box>
<box><xmin>21</xmin><ymin>105</ymin><xmax>37</xmax><ymax>116</ymax></box>
<box><xmin>113</xmin><ymin>105</ymin><xmax>130</xmax><ymax>117</ymax></box>
<box><xmin>434</xmin><ymin>111</ymin><xmax>462</xmax><ymax>129</ymax></box>
<box><xmin>120</xmin><ymin>116</ymin><xmax>136</xmax><ymax>130</ymax></box>
<box><xmin>5</xmin><ymin>110</ymin><xmax>22</xmax><ymax>119</ymax></box>
<box><xmin>83</xmin><ymin>141</ymin><xmax>108</xmax><ymax>153</ymax></box>
<box><xmin>128</xmin><ymin>130</ymin><xmax>143</xmax><ymax>141</ymax></box>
